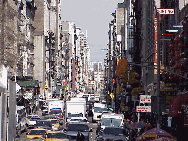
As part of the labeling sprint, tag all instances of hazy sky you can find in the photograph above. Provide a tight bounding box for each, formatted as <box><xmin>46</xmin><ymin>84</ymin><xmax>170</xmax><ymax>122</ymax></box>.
<box><xmin>61</xmin><ymin>0</ymin><xmax>124</xmax><ymax>62</ymax></box>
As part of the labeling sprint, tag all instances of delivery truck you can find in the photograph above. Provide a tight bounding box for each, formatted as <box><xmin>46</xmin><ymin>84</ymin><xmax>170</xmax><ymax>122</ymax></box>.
<box><xmin>47</xmin><ymin>99</ymin><xmax>64</xmax><ymax>114</ymax></box>
<box><xmin>65</xmin><ymin>98</ymin><xmax>86</xmax><ymax>122</ymax></box>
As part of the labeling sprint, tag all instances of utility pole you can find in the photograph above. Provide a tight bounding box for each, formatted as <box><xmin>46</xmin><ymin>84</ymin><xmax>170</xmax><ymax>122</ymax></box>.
<box><xmin>55</xmin><ymin>0</ymin><xmax>59</xmax><ymax>96</ymax></box>
<box><xmin>0</xmin><ymin>1</ymin><xmax>6</xmax><ymax>141</ymax></box>
<box><xmin>156</xmin><ymin>9</ymin><xmax>161</xmax><ymax>129</ymax></box>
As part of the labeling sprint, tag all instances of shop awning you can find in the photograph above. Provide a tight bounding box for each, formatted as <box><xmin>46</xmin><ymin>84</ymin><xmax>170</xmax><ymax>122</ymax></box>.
<box><xmin>17</xmin><ymin>80</ymin><xmax>39</xmax><ymax>88</ymax></box>
<box><xmin>169</xmin><ymin>92</ymin><xmax>188</xmax><ymax>116</ymax></box>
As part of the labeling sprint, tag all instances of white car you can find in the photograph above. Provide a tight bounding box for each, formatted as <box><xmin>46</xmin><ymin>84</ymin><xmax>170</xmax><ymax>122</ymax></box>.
<box><xmin>69</xmin><ymin>117</ymin><xmax>89</xmax><ymax>123</ymax></box>
<box><xmin>27</xmin><ymin>117</ymin><xmax>40</xmax><ymax>128</ymax></box>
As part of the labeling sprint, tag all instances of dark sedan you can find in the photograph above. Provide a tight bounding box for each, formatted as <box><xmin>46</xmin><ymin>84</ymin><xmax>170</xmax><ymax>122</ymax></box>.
<box><xmin>97</xmin><ymin>127</ymin><xmax>128</xmax><ymax>141</ymax></box>
<box><xmin>34</xmin><ymin>120</ymin><xmax>52</xmax><ymax>131</ymax></box>
<box><xmin>66</xmin><ymin>123</ymin><xmax>93</xmax><ymax>141</ymax></box>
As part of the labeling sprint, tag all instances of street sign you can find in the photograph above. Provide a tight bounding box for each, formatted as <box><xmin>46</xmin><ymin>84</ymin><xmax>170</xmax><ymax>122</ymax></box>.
<box><xmin>157</xmin><ymin>8</ymin><xmax>174</xmax><ymax>14</ymax></box>
<box><xmin>140</xmin><ymin>95</ymin><xmax>151</xmax><ymax>103</ymax></box>
<box><xmin>136</xmin><ymin>106</ymin><xmax>151</xmax><ymax>112</ymax></box>
<box><xmin>173</xmin><ymin>25</ymin><xmax>183</xmax><ymax>27</ymax></box>
<box><xmin>110</xmin><ymin>93</ymin><xmax>114</xmax><ymax>99</ymax></box>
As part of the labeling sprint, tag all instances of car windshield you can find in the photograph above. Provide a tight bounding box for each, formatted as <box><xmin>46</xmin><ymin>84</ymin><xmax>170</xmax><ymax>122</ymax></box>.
<box><xmin>68</xmin><ymin>113</ymin><xmax>83</xmax><ymax>117</ymax></box>
<box><xmin>50</xmin><ymin>120</ymin><xmax>58</xmax><ymax>124</ymax></box>
<box><xmin>35</xmin><ymin>121</ymin><xmax>43</xmax><ymax>127</ymax></box>
<box><xmin>36</xmin><ymin>121</ymin><xmax>51</xmax><ymax>126</ymax></box>
<box><xmin>94</xmin><ymin>107</ymin><xmax>107</xmax><ymax>113</ymax></box>
<box><xmin>30</xmin><ymin>118</ymin><xmax>40</xmax><ymax>121</ymax></box>
<box><xmin>104</xmin><ymin>128</ymin><xmax>126</xmax><ymax>136</ymax></box>
<box><xmin>43</xmin><ymin>121</ymin><xmax>51</xmax><ymax>126</ymax></box>
<box><xmin>101</xmin><ymin>119</ymin><xmax>111</xmax><ymax>126</ymax></box>
<box><xmin>101</xmin><ymin>118</ymin><xmax>122</xmax><ymax>127</ymax></box>
<box><xmin>44</xmin><ymin>116</ymin><xmax>56</xmax><ymax>119</ymax></box>
<box><xmin>70</xmin><ymin>119</ymin><xmax>87</xmax><ymax>122</ymax></box>
<box><xmin>67</xmin><ymin>124</ymin><xmax>89</xmax><ymax>132</ymax></box>
<box><xmin>29</xmin><ymin>130</ymin><xmax>46</xmax><ymax>135</ymax></box>
<box><xmin>112</xmin><ymin>119</ymin><xmax>122</xmax><ymax>127</ymax></box>
<box><xmin>47</xmin><ymin>133</ymin><xmax>66</xmax><ymax>139</ymax></box>
<box><xmin>28</xmin><ymin>115</ymin><xmax>38</xmax><ymax>119</ymax></box>
<box><xmin>49</xmin><ymin>110</ymin><xmax>62</xmax><ymax>115</ymax></box>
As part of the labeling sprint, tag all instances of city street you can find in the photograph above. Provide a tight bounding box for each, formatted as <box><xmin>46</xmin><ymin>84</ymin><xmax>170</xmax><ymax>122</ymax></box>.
<box><xmin>16</xmin><ymin>115</ymin><xmax>97</xmax><ymax>141</ymax></box>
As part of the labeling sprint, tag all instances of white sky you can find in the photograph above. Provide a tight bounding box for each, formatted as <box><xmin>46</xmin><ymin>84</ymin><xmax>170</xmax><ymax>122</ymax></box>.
<box><xmin>60</xmin><ymin>0</ymin><xmax>124</xmax><ymax>62</ymax></box>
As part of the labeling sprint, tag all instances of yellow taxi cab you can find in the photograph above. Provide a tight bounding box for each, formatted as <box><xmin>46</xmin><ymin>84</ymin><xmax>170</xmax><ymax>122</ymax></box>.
<box><xmin>47</xmin><ymin>119</ymin><xmax>60</xmax><ymax>131</ymax></box>
<box><xmin>26</xmin><ymin>128</ymin><xmax>47</xmax><ymax>139</ymax></box>
<box><xmin>41</xmin><ymin>131</ymin><xmax>69</xmax><ymax>141</ymax></box>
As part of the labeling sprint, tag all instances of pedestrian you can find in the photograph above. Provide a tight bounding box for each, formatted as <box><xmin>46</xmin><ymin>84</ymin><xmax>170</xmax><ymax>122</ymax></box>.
<box><xmin>76</xmin><ymin>131</ymin><xmax>85</xmax><ymax>141</ymax></box>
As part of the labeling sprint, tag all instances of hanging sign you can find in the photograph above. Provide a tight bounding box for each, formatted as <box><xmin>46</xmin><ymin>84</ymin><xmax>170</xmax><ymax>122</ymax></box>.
<box><xmin>157</xmin><ymin>8</ymin><xmax>174</xmax><ymax>14</ymax></box>
<box><xmin>136</xmin><ymin>106</ymin><xmax>151</xmax><ymax>112</ymax></box>
<box><xmin>140</xmin><ymin>95</ymin><xmax>151</xmax><ymax>103</ymax></box>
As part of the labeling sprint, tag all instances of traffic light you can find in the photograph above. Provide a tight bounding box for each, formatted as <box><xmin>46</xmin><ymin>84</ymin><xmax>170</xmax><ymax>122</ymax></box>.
<box><xmin>121</xmin><ymin>70</ymin><xmax>128</xmax><ymax>84</ymax></box>
<box><xmin>65</xmin><ymin>87</ymin><xmax>68</xmax><ymax>91</ymax></box>
<box><xmin>44</xmin><ymin>84</ymin><xmax>48</xmax><ymax>90</ymax></box>
<box><xmin>128</xmin><ymin>71</ymin><xmax>139</xmax><ymax>85</ymax></box>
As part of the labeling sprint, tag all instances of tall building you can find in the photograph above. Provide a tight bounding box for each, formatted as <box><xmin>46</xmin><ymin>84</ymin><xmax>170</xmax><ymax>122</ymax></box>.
<box><xmin>0</xmin><ymin>0</ymin><xmax>37</xmax><ymax>140</ymax></box>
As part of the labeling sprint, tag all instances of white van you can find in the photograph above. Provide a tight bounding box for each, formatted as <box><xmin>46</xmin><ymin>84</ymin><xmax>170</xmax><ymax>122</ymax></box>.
<box><xmin>100</xmin><ymin>113</ymin><xmax>124</xmax><ymax>130</ymax></box>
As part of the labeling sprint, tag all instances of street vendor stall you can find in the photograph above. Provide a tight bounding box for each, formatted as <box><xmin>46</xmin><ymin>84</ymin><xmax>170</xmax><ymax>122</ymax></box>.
<box><xmin>136</xmin><ymin>128</ymin><xmax>176</xmax><ymax>141</ymax></box>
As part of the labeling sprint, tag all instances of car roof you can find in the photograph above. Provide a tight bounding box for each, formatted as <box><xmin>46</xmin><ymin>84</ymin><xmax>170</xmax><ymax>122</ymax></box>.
<box><xmin>47</xmin><ymin>131</ymin><xmax>63</xmax><ymax>133</ymax></box>
<box><xmin>104</xmin><ymin>127</ymin><xmax>124</xmax><ymax>130</ymax></box>
<box><xmin>68</xmin><ymin>122</ymin><xmax>88</xmax><ymax>125</ymax></box>
<box><xmin>30</xmin><ymin>128</ymin><xmax>47</xmax><ymax>130</ymax></box>
<box><xmin>37</xmin><ymin>120</ymin><xmax>50</xmax><ymax>122</ymax></box>
<box><xmin>28</xmin><ymin>115</ymin><xmax>39</xmax><ymax>117</ymax></box>
<box><xmin>47</xmin><ymin>119</ymin><xmax>57</xmax><ymax>120</ymax></box>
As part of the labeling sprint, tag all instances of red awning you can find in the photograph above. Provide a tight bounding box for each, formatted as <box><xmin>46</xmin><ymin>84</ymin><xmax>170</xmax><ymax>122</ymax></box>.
<box><xmin>169</xmin><ymin>93</ymin><xmax>188</xmax><ymax>116</ymax></box>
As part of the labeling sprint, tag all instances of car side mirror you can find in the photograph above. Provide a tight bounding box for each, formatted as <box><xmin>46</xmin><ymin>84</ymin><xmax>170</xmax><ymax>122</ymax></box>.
<box><xmin>89</xmin><ymin>128</ymin><xmax>93</xmax><ymax>132</ymax></box>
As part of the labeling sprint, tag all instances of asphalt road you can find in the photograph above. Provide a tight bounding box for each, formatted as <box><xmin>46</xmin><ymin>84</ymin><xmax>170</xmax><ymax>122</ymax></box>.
<box><xmin>88</xmin><ymin>117</ymin><xmax>98</xmax><ymax>141</ymax></box>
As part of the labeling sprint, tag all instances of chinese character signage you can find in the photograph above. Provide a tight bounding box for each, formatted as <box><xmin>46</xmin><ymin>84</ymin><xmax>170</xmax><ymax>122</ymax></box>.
<box><xmin>136</xmin><ymin>106</ymin><xmax>151</xmax><ymax>112</ymax></box>
<box><xmin>140</xmin><ymin>95</ymin><xmax>151</xmax><ymax>103</ymax></box>
<box><xmin>157</xmin><ymin>8</ymin><xmax>174</xmax><ymax>14</ymax></box>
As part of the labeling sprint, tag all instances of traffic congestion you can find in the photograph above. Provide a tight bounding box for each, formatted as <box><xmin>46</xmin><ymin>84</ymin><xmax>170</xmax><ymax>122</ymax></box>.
<box><xmin>15</xmin><ymin>92</ymin><xmax>130</xmax><ymax>141</ymax></box>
